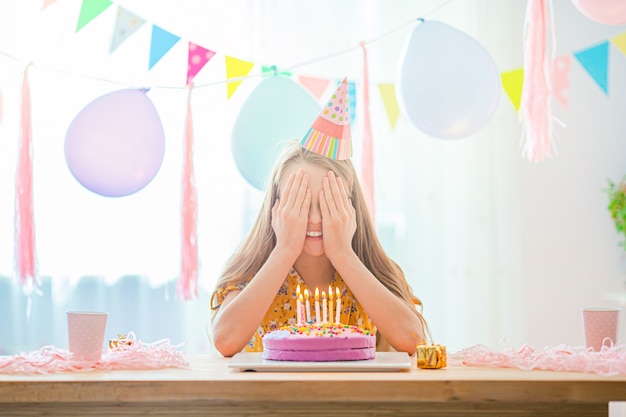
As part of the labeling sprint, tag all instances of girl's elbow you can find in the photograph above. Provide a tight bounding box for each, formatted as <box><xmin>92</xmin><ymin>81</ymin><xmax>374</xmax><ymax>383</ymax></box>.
<box><xmin>212</xmin><ymin>329</ymin><xmax>244</xmax><ymax>357</ymax></box>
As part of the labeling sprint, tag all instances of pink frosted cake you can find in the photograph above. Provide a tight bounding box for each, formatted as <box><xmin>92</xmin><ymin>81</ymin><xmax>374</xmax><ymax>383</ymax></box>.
<box><xmin>262</xmin><ymin>323</ymin><xmax>376</xmax><ymax>362</ymax></box>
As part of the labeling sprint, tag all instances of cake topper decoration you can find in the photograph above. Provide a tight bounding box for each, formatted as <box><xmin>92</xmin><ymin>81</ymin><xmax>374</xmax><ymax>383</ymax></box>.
<box><xmin>301</xmin><ymin>77</ymin><xmax>352</xmax><ymax>160</ymax></box>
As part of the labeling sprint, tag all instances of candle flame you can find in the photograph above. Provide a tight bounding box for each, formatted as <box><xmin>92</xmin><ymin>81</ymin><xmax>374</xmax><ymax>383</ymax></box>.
<box><xmin>304</xmin><ymin>288</ymin><xmax>309</xmax><ymax>298</ymax></box>
<box><xmin>322</xmin><ymin>290</ymin><xmax>326</xmax><ymax>299</ymax></box>
<box><xmin>336</xmin><ymin>287</ymin><xmax>340</xmax><ymax>298</ymax></box>
<box><xmin>328</xmin><ymin>285</ymin><xmax>333</xmax><ymax>300</ymax></box>
<box><xmin>296</xmin><ymin>284</ymin><xmax>301</xmax><ymax>297</ymax></box>
<box><xmin>299</xmin><ymin>293</ymin><xmax>304</xmax><ymax>302</ymax></box>
<box><xmin>315</xmin><ymin>287</ymin><xmax>319</xmax><ymax>300</ymax></box>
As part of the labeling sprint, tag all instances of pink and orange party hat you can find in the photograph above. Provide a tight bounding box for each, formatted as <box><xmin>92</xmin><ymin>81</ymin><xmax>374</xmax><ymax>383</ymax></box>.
<box><xmin>301</xmin><ymin>77</ymin><xmax>352</xmax><ymax>160</ymax></box>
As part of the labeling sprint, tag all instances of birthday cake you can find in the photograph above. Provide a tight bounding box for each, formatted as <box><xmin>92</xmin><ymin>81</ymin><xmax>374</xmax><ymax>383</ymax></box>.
<box><xmin>262</xmin><ymin>323</ymin><xmax>376</xmax><ymax>362</ymax></box>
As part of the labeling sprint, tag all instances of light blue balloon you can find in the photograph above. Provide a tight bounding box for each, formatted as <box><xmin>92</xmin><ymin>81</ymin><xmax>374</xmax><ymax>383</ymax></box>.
<box><xmin>231</xmin><ymin>76</ymin><xmax>320</xmax><ymax>190</ymax></box>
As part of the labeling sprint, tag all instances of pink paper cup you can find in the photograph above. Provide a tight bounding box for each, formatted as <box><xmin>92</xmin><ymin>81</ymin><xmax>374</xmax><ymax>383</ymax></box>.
<box><xmin>581</xmin><ymin>308</ymin><xmax>621</xmax><ymax>351</ymax></box>
<box><xmin>67</xmin><ymin>311</ymin><xmax>108</xmax><ymax>361</ymax></box>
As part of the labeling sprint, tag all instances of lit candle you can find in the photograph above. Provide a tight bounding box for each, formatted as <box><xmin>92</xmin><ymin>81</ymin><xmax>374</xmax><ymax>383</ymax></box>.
<box><xmin>314</xmin><ymin>288</ymin><xmax>321</xmax><ymax>324</ymax></box>
<box><xmin>328</xmin><ymin>285</ymin><xmax>334</xmax><ymax>324</ymax></box>
<box><xmin>304</xmin><ymin>289</ymin><xmax>311</xmax><ymax>323</ymax></box>
<box><xmin>335</xmin><ymin>287</ymin><xmax>341</xmax><ymax>324</ymax></box>
<box><xmin>296</xmin><ymin>289</ymin><xmax>302</xmax><ymax>325</ymax></box>
<box><xmin>298</xmin><ymin>293</ymin><xmax>306</xmax><ymax>326</ymax></box>
<box><xmin>322</xmin><ymin>291</ymin><xmax>328</xmax><ymax>323</ymax></box>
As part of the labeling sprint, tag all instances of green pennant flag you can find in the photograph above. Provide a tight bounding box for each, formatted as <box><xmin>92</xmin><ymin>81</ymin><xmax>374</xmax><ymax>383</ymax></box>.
<box><xmin>76</xmin><ymin>0</ymin><xmax>112</xmax><ymax>32</ymax></box>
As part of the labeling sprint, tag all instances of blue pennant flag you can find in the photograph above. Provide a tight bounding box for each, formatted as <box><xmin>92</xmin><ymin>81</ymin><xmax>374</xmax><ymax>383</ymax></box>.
<box><xmin>573</xmin><ymin>41</ymin><xmax>610</xmax><ymax>95</ymax></box>
<box><xmin>348</xmin><ymin>80</ymin><xmax>357</xmax><ymax>125</ymax></box>
<box><xmin>149</xmin><ymin>25</ymin><xmax>181</xmax><ymax>70</ymax></box>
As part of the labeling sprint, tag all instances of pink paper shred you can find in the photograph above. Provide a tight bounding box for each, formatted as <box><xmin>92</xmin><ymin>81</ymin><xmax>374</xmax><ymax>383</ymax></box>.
<box><xmin>359</xmin><ymin>42</ymin><xmax>375</xmax><ymax>221</ymax></box>
<box><xmin>0</xmin><ymin>338</ymin><xmax>190</xmax><ymax>375</ymax></box>
<box><xmin>14</xmin><ymin>66</ymin><xmax>38</xmax><ymax>291</ymax></box>
<box><xmin>454</xmin><ymin>342</ymin><xmax>626</xmax><ymax>377</ymax></box>
<box><xmin>177</xmin><ymin>84</ymin><xmax>198</xmax><ymax>300</ymax></box>
<box><xmin>519</xmin><ymin>0</ymin><xmax>556</xmax><ymax>163</ymax></box>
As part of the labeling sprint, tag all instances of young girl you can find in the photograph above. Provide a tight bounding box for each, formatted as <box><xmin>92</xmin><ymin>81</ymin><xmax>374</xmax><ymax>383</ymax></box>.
<box><xmin>210</xmin><ymin>137</ymin><xmax>428</xmax><ymax>357</ymax></box>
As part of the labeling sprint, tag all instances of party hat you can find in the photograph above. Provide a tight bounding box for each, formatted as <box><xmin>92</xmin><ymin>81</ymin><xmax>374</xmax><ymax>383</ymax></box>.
<box><xmin>301</xmin><ymin>77</ymin><xmax>352</xmax><ymax>160</ymax></box>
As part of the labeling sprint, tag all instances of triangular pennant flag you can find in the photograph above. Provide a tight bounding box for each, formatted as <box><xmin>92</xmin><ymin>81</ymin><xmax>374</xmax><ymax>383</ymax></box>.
<box><xmin>611</xmin><ymin>31</ymin><xmax>626</xmax><ymax>57</ymax></box>
<box><xmin>378</xmin><ymin>84</ymin><xmax>401</xmax><ymax>129</ymax></box>
<box><xmin>573</xmin><ymin>41</ymin><xmax>610</xmax><ymax>95</ymax></box>
<box><xmin>75</xmin><ymin>0</ymin><xmax>112</xmax><ymax>32</ymax></box>
<box><xmin>552</xmin><ymin>55</ymin><xmax>572</xmax><ymax>109</ymax></box>
<box><xmin>348</xmin><ymin>80</ymin><xmax>357</xmax><ymax>125</ymax></box>
<box><xmin>149</xmin><ymin>25</ymin><xmax>181</xmax><ymax>70</ymax></box>
<box><xmin>42</xmin><ymin>0</ymin><xmax>57</xmax><ymax>9</ymax></box>
<box><xmin>110</xmin><ymin>7</ymin><xmax>146</xmax><ymax>53</ymax></box>
<box><xmin>187</xmin><ymin>43</ymin><xmax>216</xmax><ymax>85</ymax></box>
<box><xmin>298</xmin><ymin>75</ymin><xmax>331</xmax><ymax>100</ymax></box>
<box><xmin>500</xmin><ymin>68</ymin><xmax>524</xmax><ymax>112</ymax></box>
<box><xmin>225</xmin><ymin>56</ymin><xmax>255</xmax><ymax>99</ymax></box>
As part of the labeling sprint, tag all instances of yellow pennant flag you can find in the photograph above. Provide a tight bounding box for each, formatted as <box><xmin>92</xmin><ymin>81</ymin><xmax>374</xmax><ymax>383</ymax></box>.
<box><xmin>378</xmin><ymin>84</ymin><xmax>400</xmax><ymax>129</ymax></box>
<box><xmin>225</xmin><ymin>56</ymin><xmax>255</xmax><ymax>99</ymax></box>
<box><xmin>611</xmin><ymin>31</ymin><xmax>626</xmax><ymax>57</ymax></box>
<box><xmin>500</xmin><ymin>68</ymin><xmax>524</xmax><ymax>112</ymax></box>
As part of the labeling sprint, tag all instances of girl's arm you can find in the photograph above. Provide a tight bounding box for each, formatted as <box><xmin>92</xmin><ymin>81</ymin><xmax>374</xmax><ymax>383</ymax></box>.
<box><xmin>320</xmin><ymin>171</ymin><xmax>424</xmax><ymax>354</ymax></box>
<box><xmin>212</xmin><ymin>170</ymin><xmax>311</xmax><ymax>357</ymax></box>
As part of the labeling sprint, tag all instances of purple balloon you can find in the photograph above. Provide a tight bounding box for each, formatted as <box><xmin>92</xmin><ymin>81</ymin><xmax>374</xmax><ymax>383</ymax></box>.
<box><xmin>65</xmin><ymin>89</ymin><xmax>165</xmax><ymax>197</ymax></box>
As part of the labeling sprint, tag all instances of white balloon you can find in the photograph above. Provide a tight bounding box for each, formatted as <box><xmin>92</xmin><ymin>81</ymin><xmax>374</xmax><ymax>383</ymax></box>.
<box><xmin>396</xmin><ymin>20</ymin><xmax>501</xmax><ymax>139</ymax></box>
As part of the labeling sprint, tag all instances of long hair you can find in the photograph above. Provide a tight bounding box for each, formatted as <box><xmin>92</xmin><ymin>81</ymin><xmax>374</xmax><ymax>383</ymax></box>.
<box><xmin>211</xmin><ymin>140</ymin><xmax>428</xmax><ymax>346</ymax></box>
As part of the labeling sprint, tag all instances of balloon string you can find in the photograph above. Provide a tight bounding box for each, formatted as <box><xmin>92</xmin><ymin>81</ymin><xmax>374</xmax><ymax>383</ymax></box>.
<box><xmin>0</xmin><ymin>0</ymin><xmax>456</xmax><ymax>90</ymax></box>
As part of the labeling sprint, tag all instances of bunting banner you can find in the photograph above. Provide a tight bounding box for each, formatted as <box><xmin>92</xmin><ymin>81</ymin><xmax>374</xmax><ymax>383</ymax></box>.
<box><xmin>75</xmin><ymin>0</ymin><xmax>112</xmax><ymax>32</ymax></box>
<box><xmin>298</xmin><ymin>75</ymin><xmax>330</xmax><ymax>100</ymax></box>
<box><xmin>573</xmin><ymin>41</ymin><xmax>610</xmax><ymax>95</ymax></box>
<box><xmin>41</xmin><ymin>0</ymin><xmax>57</xmax><ymax>10</ymax></box>
<box><xmin>187</xmin><ymin>43</ymin><xmax>216</xmax><ymax>86</ymax></box>
<box><xmin>58</xmin><ymin>1</ymin><xmax>626</xmax><ymax>126</ymax></box>
<box><xmin>500</xmin><ymin>69</ymin><xmax>525</xmax><ymax>112</ymax></box>
<box><xmin>149</xmin><ymin>25</ymin><xmax>181</xmax><ymax>70</ymax></box>
<box><xmin>110</xmin><ymin>7</ymin><xmax>146</xmax><ymax>53</ymax></box>
<box><xmin>377</xmin><ymin>84</ymin><xmax>400</xmax><ymax>129</ymax></box>
<box><xmin>225</xmin><ymin>56</ymin><xmax>255</xmax><ymax>99</ymax></box>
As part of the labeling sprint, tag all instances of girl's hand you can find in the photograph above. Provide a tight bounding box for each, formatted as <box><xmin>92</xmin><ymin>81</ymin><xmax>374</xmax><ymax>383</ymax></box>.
<box><xmin>320</xmin><ymin>171</ymin><xmax>356</xmax><ymax>259</ymax></box>
<box><xmin>271</xmin><ymin>169</ymin><xmax>311</xmax><ymax>259</ymax></box>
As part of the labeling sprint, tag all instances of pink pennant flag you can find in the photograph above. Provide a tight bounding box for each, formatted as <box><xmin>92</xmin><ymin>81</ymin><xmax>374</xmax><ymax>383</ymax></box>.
<box><xmin>41</xmin><ymin>0</ymin><xmax>57</xmax><ymax>9</ymax></box>
<box><xmin>178</xmin><ymin>85</ymin><xmax>198</xmax><ymax>300</ymax></box>
<box><xmin>360</xmin><ymin>42</ymin><xmax>375</xmax><ymax>222</ymax></box>
<box><xmin>186</xmin><ymin>43</ymin><xmax>216</xmax><ymax>86</ymax></box>
<box><xmin>298</xmin><ymin>75</ymin><xmax>330</xmax><ymax>100</ymax></box>
<box><xmin>520</xmin><ymin>0</ymin><xmax>556</xmax><ymax>163</ymax></box>
<box><xmin>15</xmin><ymin>67</ymin><xmax>38</xmax><ymax>292</ymax></box>
<box><xmin>552</xmin><ymin>55</ymin><xmax>571</xmax><ymax>109</ymax></box>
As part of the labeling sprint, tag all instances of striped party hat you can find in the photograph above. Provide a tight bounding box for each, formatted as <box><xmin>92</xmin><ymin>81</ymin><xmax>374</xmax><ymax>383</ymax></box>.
<box><xmin>301</xmin><ymin>77</ymin><xmax>352</xmax><ymax>160</ymax></box>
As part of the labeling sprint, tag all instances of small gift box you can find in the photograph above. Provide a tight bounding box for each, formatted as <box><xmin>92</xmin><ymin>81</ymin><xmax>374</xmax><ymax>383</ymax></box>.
<box><xmin>109</xmin><ymin>332</ymin><xmax>135</xmax><ymax>350</ymax></box>
<box><xmin>417</xmin><ymin>344</ymin><xmax>447</xmax><ymax>369</ymax></box>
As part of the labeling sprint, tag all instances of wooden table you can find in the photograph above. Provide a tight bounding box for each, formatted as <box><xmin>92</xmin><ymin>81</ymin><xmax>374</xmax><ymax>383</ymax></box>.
<box><xmin>1</xmin><ymin>354</ymin><xmax>625</xmax><ymax>416</ymax></box>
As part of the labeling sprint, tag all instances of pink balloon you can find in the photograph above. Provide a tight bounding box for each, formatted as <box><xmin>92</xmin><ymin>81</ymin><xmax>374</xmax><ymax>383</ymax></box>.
<box><xmin>65</xmin><ymin>89</ymin><xmax>165</xmax><ymax>197</ymax></box>
<box><xmin>571</xmin><ymin>0</ymin><xmax>626</xmax><ymax>25</ymax></box>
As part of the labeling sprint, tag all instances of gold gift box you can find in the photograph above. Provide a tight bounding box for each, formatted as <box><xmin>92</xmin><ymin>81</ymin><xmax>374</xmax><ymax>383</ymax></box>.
<box><xmin>417</xmin><ymin>344</ymin><xmax>447</xmax><ymax>369</ymax></box>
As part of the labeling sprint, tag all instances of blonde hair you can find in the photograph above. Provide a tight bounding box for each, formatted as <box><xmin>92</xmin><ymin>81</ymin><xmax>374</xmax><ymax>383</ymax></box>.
<box><xmin>211</xmin><ymin>140</ymin><xmax>428</xmax><ymax>347</ymax></box>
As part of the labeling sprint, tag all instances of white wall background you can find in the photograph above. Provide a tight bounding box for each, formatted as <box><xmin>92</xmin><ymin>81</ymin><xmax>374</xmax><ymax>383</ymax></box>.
<box><xmin>0</xmin><ymin>0</ymin><xmax>625</xmax><ymax>354</ymax></box>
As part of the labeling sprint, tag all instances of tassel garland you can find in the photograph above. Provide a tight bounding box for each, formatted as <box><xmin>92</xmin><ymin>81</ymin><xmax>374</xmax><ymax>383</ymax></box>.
<box><xmin>177</xmin><ymin>84</ymin><xmax>199</xmax><ymax>300</ymax></box>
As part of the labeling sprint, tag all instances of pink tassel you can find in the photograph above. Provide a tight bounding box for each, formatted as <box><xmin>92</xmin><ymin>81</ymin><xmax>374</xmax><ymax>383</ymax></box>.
<box><xmin>15</xmin><ymin>66</ymin><xmax>38</xmax><ymax>292</ymax></box>
<box><xmin>520</xmin><ymin>0</ymin><xmax>556</xmax><ymax>163</ymax></box>
<box><xmin>177</xmin><ymin>85</ymin><xmax>198</xmax><ymax>300</ymax></box>
<box><xmin>359</xmin><ymin>42</ymin><xmax>375</xmax><ymax>221</ymax></box>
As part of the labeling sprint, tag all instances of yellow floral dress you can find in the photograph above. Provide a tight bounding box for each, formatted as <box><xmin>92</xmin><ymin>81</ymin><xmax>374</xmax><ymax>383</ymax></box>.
<box><xmin>210</xmin><ymin>268</ymin><xmax>375</xmax><ymax>352</ymax></box>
